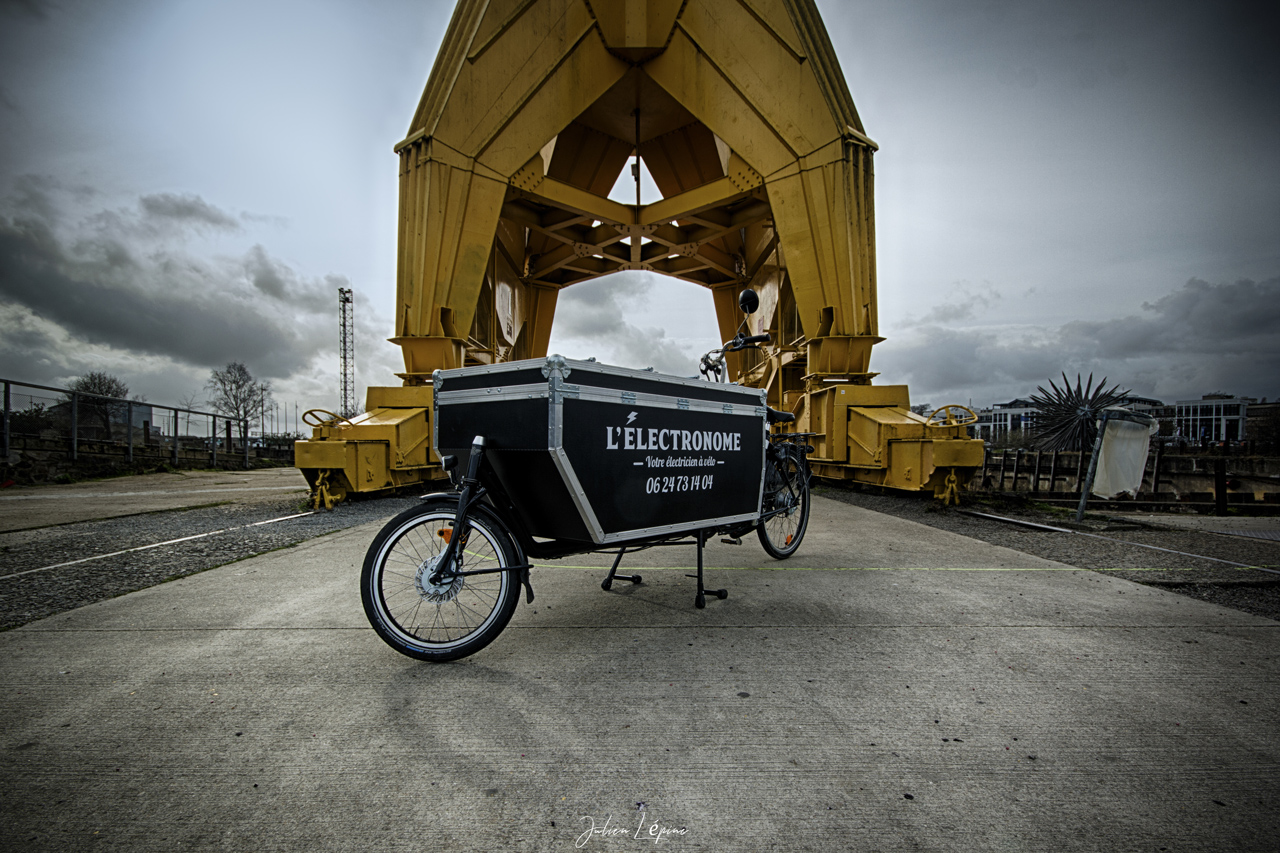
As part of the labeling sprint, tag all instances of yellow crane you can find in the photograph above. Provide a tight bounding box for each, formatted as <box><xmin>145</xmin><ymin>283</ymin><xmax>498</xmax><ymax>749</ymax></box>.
<box><xmin>296</xmin><ymin>0</ymin><xmax>983</xmax><ymax>509</ymax></box>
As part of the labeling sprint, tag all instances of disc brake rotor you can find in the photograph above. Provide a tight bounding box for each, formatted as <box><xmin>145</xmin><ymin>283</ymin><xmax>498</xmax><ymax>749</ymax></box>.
<box><xmin>415</xmin><ymin>553</ymin><xmax>465</xmax><ymax>603</ymax></box>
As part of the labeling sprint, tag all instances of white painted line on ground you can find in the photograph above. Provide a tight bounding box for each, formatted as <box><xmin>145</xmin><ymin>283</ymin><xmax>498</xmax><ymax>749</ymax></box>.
<box><xmin>1</xmin><ymin>512</ymin><xmax>317</xmax><ymax>579</ymax></box>
<box><xmin>1211</xmin><ymin>529</ymin><xmax>1280</xmax><ymax>542</ymax></box>
<box><xmin>959</xmin><ymin>509</ymin><xmax>1276</xmax><ymax>572</ymax></box>
<box><xmin>0</xmin><ymin>486</ymin><xmax>307</xmax><ymax>501</ymax></box>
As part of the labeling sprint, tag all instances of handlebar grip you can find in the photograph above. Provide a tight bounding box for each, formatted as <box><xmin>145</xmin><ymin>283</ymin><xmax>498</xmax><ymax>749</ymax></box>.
<box><xmin>725</xmin><ymin>332</ymin><xmax>771</xmax><ymax>352</ymax></box>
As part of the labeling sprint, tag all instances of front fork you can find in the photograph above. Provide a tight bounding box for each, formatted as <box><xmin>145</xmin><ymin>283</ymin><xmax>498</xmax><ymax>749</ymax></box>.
<box><xmin>430</xmin><ymin>436</ymin><xmax>535</xmax><ymax>604</ymax></box>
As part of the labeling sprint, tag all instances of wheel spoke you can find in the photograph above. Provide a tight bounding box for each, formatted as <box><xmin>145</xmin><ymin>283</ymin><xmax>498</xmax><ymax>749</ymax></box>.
<box><xmin>366</xmin><ymin>507</ymin><xmax>517</xmax><ymax>653</ymax></box>
<box><xmin>758</xmin><ymin>450</ymin><xmax>809</xmax><ymax>559</ymax></box>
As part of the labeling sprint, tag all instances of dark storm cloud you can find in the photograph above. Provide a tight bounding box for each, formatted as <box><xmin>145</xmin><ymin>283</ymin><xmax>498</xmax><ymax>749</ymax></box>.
<box><xmin>553</xmin><ymin>275</ymin><xmax>699</xmax><ymax>374</ymax></box>
<box><xmin>821</xmin><ymin>0</ymin><xmax>1280</xmax><ymax>309</ymax></box>
<box><xmin>1063</xmin><ymin>278</ymin><xmax>1280</xmax><ymax>360</ymax></box>
<box><xmin>876</xmin><ymin>277</ymin><xmax>1280</xmax><ymax>405</ymax></box>
<box><xmin>0</xmin><ymin>180</ymin><xmax>342</xmax><ymax>381</ymax></box>
<box><xmin>916</xmin><ymin>282</ymin><xmax>1001</xmax><ymax>325</ymax></box>
<box><xmin>243</xmin><ymin>243</ymin><xmax>294</xmax><ymax>300</ymax></box>
<box><xmin>0</xmin><ymin>305</ymin><xmax>59</xmax><ymax>358</ymax></box>
<box><xmin>240</xmin><ymin>244</ymin><xmax>341</xmax><ymax>313</ymax></box>
<box><xmin>139</xmin><ymin>193</ymin><xmax>241</xmax><ymax>231</ymax></box>
<box><xmin>80</xmin><ymin>191</ymin><xmax>246</xmax><ymax>244</ymax></box>
<box><xmin>8</xmin><ymin>174</ymin><xmax>64</xmax><ymax>222</ymax></box>
<box><xmin>0</xmin><ymin>0</ymin><xmax>51</xmax><ymax>20</ymax></box>
<box><xmin>553</xmin><ymin>279</ymin><xmax>627</xmax><ymax>338</ymax></box>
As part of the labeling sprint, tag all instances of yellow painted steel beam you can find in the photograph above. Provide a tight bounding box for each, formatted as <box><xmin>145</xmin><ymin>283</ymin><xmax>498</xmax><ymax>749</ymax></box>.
<box><xmin>517</xmin><ymin>174</ymin><xmax>635</xmax><ymax>227</ymax></box>
<box><xmin>296</xmin><ymin>0</ymin><xmax>984</xmax><ymax>505</ymax></box>
<box><xmin>638</xmin><ymin>177</ymin><xmax>748</xmax><ymax>227</ymax></box>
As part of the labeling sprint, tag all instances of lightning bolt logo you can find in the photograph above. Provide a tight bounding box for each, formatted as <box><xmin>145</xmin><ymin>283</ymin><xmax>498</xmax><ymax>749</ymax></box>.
<box><xmin>626</xmin><ymin>411</ymin><xmax>638</xmax><ymax>424</ymax></box>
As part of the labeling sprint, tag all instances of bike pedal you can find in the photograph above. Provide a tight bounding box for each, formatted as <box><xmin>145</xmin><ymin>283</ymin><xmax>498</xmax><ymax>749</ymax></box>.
<box><xmin>720</xmin><ymin>537</ymin><xmax>742</xmax><ymax>545</ymax></box>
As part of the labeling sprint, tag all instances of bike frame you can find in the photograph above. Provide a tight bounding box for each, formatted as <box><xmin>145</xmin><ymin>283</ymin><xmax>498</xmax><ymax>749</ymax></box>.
<box><xmin>362</xmin><ymin>292</ymin><xmax>817</xmax><ymax>660</ymax></box>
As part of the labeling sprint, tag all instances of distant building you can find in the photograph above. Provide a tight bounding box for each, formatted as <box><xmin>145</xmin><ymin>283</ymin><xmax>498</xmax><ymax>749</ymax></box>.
<box><xmin>1248</xmin><ymin>400</ymin><xmax>1280</xmax><ymax>449</ymax></box>
<box><xmin>975</xmin><ymin>398</ymin><xmax>1037</xmax><ymax>442</ymax></box>
<box><xmin>1175</xmin><ymin>394</ymin><xmax>1255</xmax><ymax>442</ymax></box>
<box><xmin>1117</xmin><ymin>394</ymin><xmax>1163</xmax><ymax>414</ymax></box>
<box><xmin>976</xmin><ymin>392</ymin><xmax>1173</xmax><ymax>443</ymax></box>
<box><xmin>49</xmin><ymin>398</ymin><xmax>155</xmax><ymax>439</ymax></box>
<box><xmin>1118</xmin><ymin>394</ymin><xmax>1175</xmax><ymax>435</ymax></box>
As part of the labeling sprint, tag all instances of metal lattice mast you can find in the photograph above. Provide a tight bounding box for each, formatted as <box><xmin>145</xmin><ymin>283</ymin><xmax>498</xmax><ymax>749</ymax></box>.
<box><xmin>338</xmin><ymin>288</ymin><xmax>355</xmax><ymax>418</ymax></box>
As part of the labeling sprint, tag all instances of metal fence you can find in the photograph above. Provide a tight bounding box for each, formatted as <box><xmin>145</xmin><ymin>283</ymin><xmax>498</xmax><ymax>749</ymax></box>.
<box><xmin>2</xmin><ymin>377</ymin><xmax>251</xmax><ymax>470</ymax></box>
<box><xmin>977</xmin><ymin>446</ymin><xmax>1280</xmax><ymax>511</ymax></box>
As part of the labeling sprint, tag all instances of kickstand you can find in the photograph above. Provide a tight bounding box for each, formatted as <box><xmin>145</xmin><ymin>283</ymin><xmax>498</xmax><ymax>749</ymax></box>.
<box><xmin>601</xmin><ymin>547</ymin><xmax>642</xmax><ymax>591</ymax></box>
<box><xmin>686</xmin><ymin>530</ymin><xmax>728</xmax><ymax>609</ymax></box>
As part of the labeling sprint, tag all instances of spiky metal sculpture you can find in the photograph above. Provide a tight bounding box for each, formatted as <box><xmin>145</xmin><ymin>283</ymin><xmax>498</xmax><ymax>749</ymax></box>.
<box><xmin>1029</xmin><ymin>373</ymin><xmax>1131</xmax><ymax>452</ymax></box>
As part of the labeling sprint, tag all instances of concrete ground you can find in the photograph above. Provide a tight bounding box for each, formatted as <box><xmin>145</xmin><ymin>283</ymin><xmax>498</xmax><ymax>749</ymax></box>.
<box><xmin>0</xmin><ymin>468</ymin><xmax>310</xmax><ymax>532</ymax></box>
<box><xmin>2</xmin><ymin>494</ymin><xmax>1278</xmax><ymax>851</ymax></box>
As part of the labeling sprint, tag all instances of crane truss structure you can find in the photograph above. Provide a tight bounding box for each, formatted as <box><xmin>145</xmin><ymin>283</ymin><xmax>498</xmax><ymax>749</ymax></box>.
<box><xmin>295</xmin><ymin>0</ymin><xmax>983</xmax><ymax>508</ymax></box>
<box><xmin>338</xmin><ymin>287</ymin><xmax>356</xmax><ymax>419</ymax></box>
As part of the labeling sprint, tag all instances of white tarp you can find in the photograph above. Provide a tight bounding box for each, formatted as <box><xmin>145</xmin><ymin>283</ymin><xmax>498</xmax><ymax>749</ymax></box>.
<box><xmin>1091</xmin><ymin>411</ymin><xmax>1156</xmax><ymax>498</ymax></box>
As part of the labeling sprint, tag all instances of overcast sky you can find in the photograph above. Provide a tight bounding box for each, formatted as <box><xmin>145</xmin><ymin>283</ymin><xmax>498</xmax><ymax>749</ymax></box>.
<box><xmin>1</xmin><ymin>0</ymin><xmax>1276</xmax><ymax>419</ymax></box>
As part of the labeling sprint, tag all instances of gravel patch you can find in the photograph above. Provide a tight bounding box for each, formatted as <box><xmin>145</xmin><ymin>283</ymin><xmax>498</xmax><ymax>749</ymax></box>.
<box><xmin>0</xmin><ymin>493</ymin><xmax>419</xmax><ymax>630</ymax></box>
<box><xmin>6</xmin><ymin>483</ymin><xmax>1278</xmax><ymax>631</ymax></box>
<box><xmin>818</xmin><ymin>485</ymin><xmax>1280</xmax><ymax>622</ymax></box>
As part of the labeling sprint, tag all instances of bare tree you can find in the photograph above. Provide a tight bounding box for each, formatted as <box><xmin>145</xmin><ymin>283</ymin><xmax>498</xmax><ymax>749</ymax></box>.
<box><xmin>65</xmin><ymin>371</ymin><xmax>130</xmax><ymax>440</ymax></box>
<box><xmin>205</xmin><ymin>362</ymin><xmax>272</xmax><ymax>441</ymax></box>
<box><xmin>177</xmin><ymin>390</ymin><xmax>202</xmax><ymax>441</ymax></box>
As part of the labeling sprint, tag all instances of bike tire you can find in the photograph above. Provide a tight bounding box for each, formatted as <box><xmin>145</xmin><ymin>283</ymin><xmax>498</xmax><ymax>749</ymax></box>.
<box><xmin>361</xmin><ymin>500</ymin><xmax>520</xmax><ymax>662</ymax></box>
<box><xmin>757</xmin><ymin>448</ymin><xmax>810</xmax><ymax>559</ymax></box>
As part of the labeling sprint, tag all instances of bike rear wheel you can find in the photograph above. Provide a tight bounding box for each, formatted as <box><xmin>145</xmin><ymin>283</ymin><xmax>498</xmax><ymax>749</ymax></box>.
<box><xmin>757</xmin><ymin>448</ymin><xmax>810</xmax><ymax>559</ymax></box>
<box><xmin>361</xmin><ymin>501</ymin><xmax>520</xmax><ymax>662</ymax></box>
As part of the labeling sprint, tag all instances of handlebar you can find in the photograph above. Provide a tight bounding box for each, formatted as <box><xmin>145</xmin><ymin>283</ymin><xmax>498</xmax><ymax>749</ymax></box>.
<box><xmin>699</xmin><ymin>331</ymin><xmax>772</xmax><ymax>381</ymax></box>
<box><xmin>727</xmin><ymin>332</ymin><xmax>771</xmax><ymax>352</ymax></box>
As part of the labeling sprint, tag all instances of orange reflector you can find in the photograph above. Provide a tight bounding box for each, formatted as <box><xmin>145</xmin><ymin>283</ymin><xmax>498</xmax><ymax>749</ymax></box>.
<box><xmin>438</xmin><ymin>528</ymin><xmax>452</xmax><ymax>544</ymax></box>
<box><xmin>785</xmin><ymin>535</ymin><xmax>793</xmax><ymax>545</ymax></box>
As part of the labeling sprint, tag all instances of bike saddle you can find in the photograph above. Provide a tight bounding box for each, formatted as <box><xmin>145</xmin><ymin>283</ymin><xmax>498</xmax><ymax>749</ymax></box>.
<box><xmin>766</xmin><ymin>407</ymin><xmax>795</xmax><ymax>424</ymax></box>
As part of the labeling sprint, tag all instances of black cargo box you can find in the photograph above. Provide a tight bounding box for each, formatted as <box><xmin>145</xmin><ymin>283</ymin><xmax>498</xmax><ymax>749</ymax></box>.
<box><xmin>433</xmin><ymin>355</ymin><xmax>767</xmax><ymax>545</ymax></box>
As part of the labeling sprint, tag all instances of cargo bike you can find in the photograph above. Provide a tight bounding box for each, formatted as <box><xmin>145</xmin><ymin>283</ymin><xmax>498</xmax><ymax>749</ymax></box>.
<box><xmin>361</xmin><ymin>292</ymin><xmax>812</xmax><ymax>661</ymax></box>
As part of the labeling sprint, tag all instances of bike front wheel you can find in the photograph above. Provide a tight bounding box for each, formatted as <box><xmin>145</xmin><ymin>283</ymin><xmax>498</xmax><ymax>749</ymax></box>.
<box><xmin>361</xmin><ymin>501</ymin><xmax>520</xmax><ymax>662</ymax></box>
<box><xmin>757</xmin><ymin>448</ymin><xmax>810</xmax><ymax>559</ymax></box>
